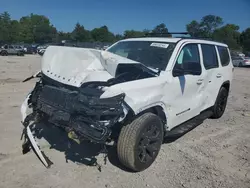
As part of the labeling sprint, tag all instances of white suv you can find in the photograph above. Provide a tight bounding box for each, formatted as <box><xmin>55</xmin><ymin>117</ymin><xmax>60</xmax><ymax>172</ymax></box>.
<box><xmin>21</xmin><ymin>37</ymin><xmax>233</xmax><ymax>172</ymax></box>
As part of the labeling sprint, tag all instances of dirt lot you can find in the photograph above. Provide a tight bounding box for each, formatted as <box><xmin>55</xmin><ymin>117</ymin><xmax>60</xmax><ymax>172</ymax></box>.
<box><xmin>0</xmin><ymin>55</ymin><xmax>249</xmax><ymax>188</ymax></box>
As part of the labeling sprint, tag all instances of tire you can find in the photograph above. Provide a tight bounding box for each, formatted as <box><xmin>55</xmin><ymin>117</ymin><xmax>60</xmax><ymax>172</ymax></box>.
<box><xmin>18</xmin><ymin>52</ymin><xmax>24</xmax><ymax>56</ymax></box>
<box><xmin>1</xmin><ymin>51</ymin><xmax>8</xmax><ymax>56</ymax></box>
<box><xmin>211</xmin><ymin>87</ymin><xmax>229</xmax><ymax>119</ymax></box>
<box><xmin>117</xmin><ymin>112</ymin><xmax>163</xmax><ymax>172</ymax></box>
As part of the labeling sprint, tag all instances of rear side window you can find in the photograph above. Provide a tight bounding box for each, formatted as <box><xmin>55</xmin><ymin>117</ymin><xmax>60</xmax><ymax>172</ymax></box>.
<box><xmin>201</xmin><ymin>44</ymin><xmax>219</xmax><ymax>70</ymax></box>
<box><xmin>217</xmin><ymin>46</ymin><xmax>230</xmax><ymax>66</ymax></box>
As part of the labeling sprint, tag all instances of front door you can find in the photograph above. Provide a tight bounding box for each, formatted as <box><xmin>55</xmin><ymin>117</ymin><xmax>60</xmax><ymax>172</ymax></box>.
<box><xmin>166</xmin><ymin>43</ymin><xmax>206</xmax><ymax>129</ymax></box>
<box><xmin>8</xmin><ymin>45</ymin><xmax>16</xmax><ymax>54</ymax></box>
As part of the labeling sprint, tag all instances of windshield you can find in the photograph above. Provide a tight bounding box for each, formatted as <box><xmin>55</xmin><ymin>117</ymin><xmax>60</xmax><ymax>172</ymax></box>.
<box><xmin>107</xmin><ymin>41</ymin><xmax>176</xmax><ymax>70</ymax></box>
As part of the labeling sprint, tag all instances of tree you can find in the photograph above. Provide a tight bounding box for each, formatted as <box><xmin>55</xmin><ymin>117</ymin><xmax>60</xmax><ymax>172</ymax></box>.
<box><xmin>56</xmin><ymin>31</ymin><xmax>72</xmax><ymax>43</ymax></box>
<box><xmin>151</xmin><ymin>23</ymin><xmax>170</xmax><ymax>36</ymax></box>
<box><xmin>18</xmin><ymin>14</ymin><xmax>57</xmax><ymax>43</ymax></box>
<box><xmin>213</xmin><ymin>24</ymin><xmax>241</xmax><ymax>50</ymax></box>
<box><xmin>240</xmin><ymin>28</ymin><xmax>250</xmax><ymax>53</ymax></box>
<box><xmin>186</xmin><ymin>20</ymin><xmax>203</xmax><ymax>37</ymax></box>
<box><xmin>186</xmin><ymin>15</ymin><xmax>223</xmax><ymax>38</ymax></box>
<box><xmin>91</xmin><ymin>26</ymin><xmax>115</xmax><ymax>42</ymax></box>
<box><xmin>200</xmin><ymin>15</ymin><xmax>223</xmax><ymax>38</ymax></box>
<box><xmin>0</xmin><ymin>12</ymin><xmax>11</xmax><ymax>42</ymax></box>
<box><xmin>19</xmin><ymin>16</ymin><xmax>34</xmax><ymax>43</ymax></box>
<box><xmin>9</xmin><ymin>20</ymin><xmax>20</xmax><ymax>42</ymax></box>
<box><xmin>71</xmin><ymin>22</ymin><xmax>92</xmax><ymax>42</ymax></box>
<box><xmin>115</xmin><ymin>34</ymin><xmax>123</xmax><ymax>41</ymax></box>
<box><xmin>123</xmin><ymin>30</ymin><xmax>145</xmax><ymax>38</ymax></box>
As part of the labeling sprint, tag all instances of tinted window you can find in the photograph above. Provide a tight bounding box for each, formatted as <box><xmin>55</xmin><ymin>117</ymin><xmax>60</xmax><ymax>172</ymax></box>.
<box><xmin>217</xmin><ymin>46</ymin><xmax>230</xmax><ymax>66</ymax></box>
<box><xmin>9</xmin><ymin>46</ymin><xmax>14</xmax><ymax>49</ymax></box>
<box><xmin>173</xmin><ymin>44</ymin><xmax>201</xmax><ymax>76</ymax></box>
<box><xmin>201</xmin><ymin>44</ymin><xmax>219</xmax><ymax>69</ymax></box>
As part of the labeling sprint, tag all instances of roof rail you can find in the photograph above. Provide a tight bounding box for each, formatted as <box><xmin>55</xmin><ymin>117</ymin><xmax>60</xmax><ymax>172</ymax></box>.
<box><xmin>144</xmin><ymin>32</ymin><xmax>189</xmax><ymax>37</ymax></box>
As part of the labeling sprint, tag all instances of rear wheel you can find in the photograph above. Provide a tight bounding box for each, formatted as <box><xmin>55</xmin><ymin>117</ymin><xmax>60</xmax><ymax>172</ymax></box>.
<box><xmin>211</xmin><ymin>87</ymin><xmax>229</xmax><ymax>119</ymax></box>
<box><xmin>117</xmin><ymin>113</ymin><xmax>163</xmax><ymax>172</ymax></box>
<box><xmin>17</xmin><ymin>52</ymin><xmax>24</xmax><ymax>56</ymax></box>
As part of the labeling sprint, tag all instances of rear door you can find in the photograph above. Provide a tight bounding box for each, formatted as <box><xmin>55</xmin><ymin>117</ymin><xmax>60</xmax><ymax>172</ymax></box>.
<box><xmin>200</xmin><ymin>44</ymin><xmax>224</xmax><ymax>110</ymax></box>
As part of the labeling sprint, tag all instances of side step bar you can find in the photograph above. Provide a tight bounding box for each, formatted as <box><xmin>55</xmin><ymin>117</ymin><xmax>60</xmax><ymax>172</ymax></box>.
<box><xmin>165</xmin><ymin>110</ymin><xmax>213</xmax><ymax>138</ymax></box>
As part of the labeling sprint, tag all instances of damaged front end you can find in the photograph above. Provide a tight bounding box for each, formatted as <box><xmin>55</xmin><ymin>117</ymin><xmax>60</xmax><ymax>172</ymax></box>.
<box><xmin>22</xmin><ymin>73</ymin><xmax>129</xmax><ymax>144</ymax></box>
<box><xmin>20</xmin><ymin>46</ymin><xmax>159</xmax><ymax>168</ymax></box>
<box><xmin>20</xmin><ymin>73</ymin><xmax>130</xmax><ymax>168</ymax></box>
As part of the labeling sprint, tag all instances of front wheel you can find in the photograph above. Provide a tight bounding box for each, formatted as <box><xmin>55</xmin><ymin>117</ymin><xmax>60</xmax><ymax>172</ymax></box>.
<box><xmin>117</xmin><ymin>113</ymin><xmax>163</xmax><ymax>172</ymax></box>
<box><xmin>211</xmin><ymin>87</ymin><xmax>229</xmax><ymax>119</ymax></box>
<box><xmin>1</xmin><ymin>51</ymin><xmax>8</xmax><ymax>56</ymax></box>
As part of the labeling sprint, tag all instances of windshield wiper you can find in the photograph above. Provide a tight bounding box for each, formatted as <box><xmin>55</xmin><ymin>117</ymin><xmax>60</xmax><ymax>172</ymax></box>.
<box><xmin>139</xmin><ymin>64</ymin><xmax>161</xmax><ymax>76</ymax></box>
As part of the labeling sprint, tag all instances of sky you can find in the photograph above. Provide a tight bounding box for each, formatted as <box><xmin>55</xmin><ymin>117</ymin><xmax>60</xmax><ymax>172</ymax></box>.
<box><xmin>0</xmin><ymin>0</ymin><xmax>249</xmax><ymax>34</ymax></box>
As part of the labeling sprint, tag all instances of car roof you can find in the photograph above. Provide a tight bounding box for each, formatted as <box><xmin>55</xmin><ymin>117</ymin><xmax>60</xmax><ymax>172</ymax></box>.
<box><xmin>121</xmin><ymin>37</ymin><xmax>181</xmax><ymax>43</ymax></box>
<box><xmin>121</xmin><ymin>37</ymin><xmax>228</xmax><ymax>47</ymax></box>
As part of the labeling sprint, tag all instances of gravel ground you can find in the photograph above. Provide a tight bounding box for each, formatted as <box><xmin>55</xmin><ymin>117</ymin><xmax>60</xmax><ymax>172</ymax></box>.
<box><xmin>0</xmin><ymin>55</ymin><xmax>249</xmax><ymax>188</ymax></box>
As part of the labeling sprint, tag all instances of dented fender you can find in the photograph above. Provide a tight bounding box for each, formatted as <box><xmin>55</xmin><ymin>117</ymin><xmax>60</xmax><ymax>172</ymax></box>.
<box><xmin>101</xmin><ymin>76</ymin><xmax>169</xmax><ymax>116</ymax></box>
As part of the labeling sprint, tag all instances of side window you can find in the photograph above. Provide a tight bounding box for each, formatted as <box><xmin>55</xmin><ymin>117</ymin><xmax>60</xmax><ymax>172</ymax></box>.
<box><xmin>201</xmin><ymin>44</ymin><xmax>219</xmax><ymax>70</ymax></box>
<box><xmin>9</xmin><ymin>45</ymin><xmax>14</xmax><ymax>49</ymax></box>
<box><xmin>217</xmin><ymin>46</ymin><xmax>230</xmax><ymax>66</ymax></box>
<box><xmin>173</xmin><ymin>44</ymin><xmax>201</xmax><ymax>76</ymax></box>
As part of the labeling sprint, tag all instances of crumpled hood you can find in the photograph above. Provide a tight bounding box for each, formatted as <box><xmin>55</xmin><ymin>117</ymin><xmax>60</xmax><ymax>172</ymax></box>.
<box><xmin>41</xmin><ymin>46</ymin><xmax>139</xmax><ymax>87</ymax></box>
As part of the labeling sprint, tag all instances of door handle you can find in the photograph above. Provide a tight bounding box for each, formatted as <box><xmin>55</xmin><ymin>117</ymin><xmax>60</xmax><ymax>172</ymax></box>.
<box><xmin>216</xmin><ymin>74</ymin><xmax>222</xmax><ymax>78</ymax></box>
<box><xmin>197</xmin><ymin>79</ymin><xmax>203</xmax><ymax>85</ymax></box>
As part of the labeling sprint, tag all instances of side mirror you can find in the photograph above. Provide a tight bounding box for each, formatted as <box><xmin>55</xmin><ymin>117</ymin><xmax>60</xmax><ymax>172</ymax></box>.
<box><xmin>173</xmin><ymin>67</ymin><xmax>184</xmax><ymax>77</ymax></box>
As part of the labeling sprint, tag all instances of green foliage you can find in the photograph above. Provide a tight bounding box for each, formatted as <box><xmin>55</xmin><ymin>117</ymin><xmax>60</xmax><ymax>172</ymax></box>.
<box><xmin>71</xmin><ymin>23</ymin><xmax>92</xmax><ymax>42</ymax></box>
<box><xmin>186</xmin><ymin>20</ymin><xmax>204</xmax><ymax>37</ymax></box>
<box><xmin>123</xmin><ymin>30</ymin><xmax>146</xmax><ymax>38</ymax></box>
<box><xmin>186</xmin><ymin>14</ymin><xmax>248</xmax><ymax>51</ymax></box>
<box><xmin>187</xmin><ymin>15</ymin><xmax>223</xmax><ymax>38</ymax></box>
<box><xmin>200</xmin><ymin>15</ymin><xmax>223</xmax><ymax>38</ymax></box>
<box><xmin>91</xmin><ymin>26</ymin><xmax>115</xmax><ymax>42</ymax></box>
<box><xmin>0</xmin><ymin>12</ymin><xmax>11</xmax><ymax>42</ymax></box>
<box><xmin>213</xmin><ymin>24</ymin><xmax>241</xmax><ymax>50</ymax></box>
<box><xmin>240</xmin><ymin>28</ymin><xmax>250</xmax><ymax>53</ymax></box>
<box><xmin>151</xmin><ymin>23</ymin><xmax>170</xmax><ymax>36</ymax></box>
<box><xmin>0</xmin><ymin>11</ymin><xmax>249</xmax><ymax>53</ymax></box>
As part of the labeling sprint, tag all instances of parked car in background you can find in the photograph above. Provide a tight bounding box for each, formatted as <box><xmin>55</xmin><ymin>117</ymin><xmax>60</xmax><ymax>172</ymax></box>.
<box><xmin>0</xmin><ymin>44</ymin><xmax>24</xmax><ymax>56</ymax></box>
<box><xmin>13</xmin><ymin>45</ymin><xmax>25</xmax><ymax>53</ymax></box>
<box><xmin>232</xmin><ymin>56</ymin><xmax>250</xmax><ymax>67</ymax></box>
<box><xmin>24</xmin><ymin>45</ymin><xmax>38</xmax><ymax>54</ymax></box>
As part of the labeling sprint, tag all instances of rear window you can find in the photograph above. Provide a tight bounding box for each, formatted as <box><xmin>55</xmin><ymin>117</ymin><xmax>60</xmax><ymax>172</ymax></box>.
<box><xmin>201</xmin><ymin>44</ymin><xmax>219</xmax><ymax>70</ymax></box>
<box><xmin>217</xmin><ymin>46</ymin><xmax>230</xmax><ymax>66</ymax></box>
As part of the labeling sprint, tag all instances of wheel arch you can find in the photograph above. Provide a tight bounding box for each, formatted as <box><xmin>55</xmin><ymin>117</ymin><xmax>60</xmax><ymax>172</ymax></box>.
<box><xmin>221</xmin><ymin>80</ymin><xmax>230</xmax><ymax>92</ymax></box>
<box><xmin>127</xmin><ymin>105</ymin><xmax>168</xmax><ymax>130</ymax></box>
